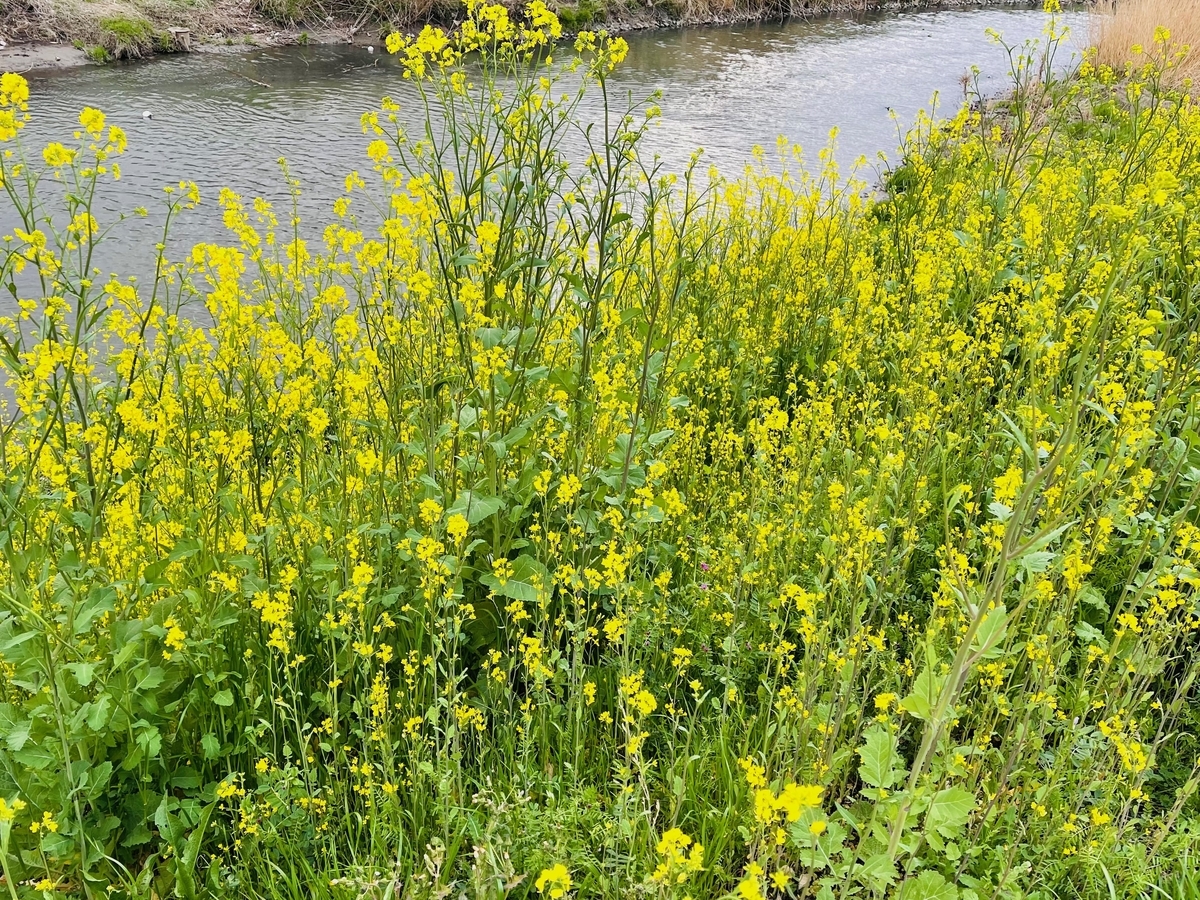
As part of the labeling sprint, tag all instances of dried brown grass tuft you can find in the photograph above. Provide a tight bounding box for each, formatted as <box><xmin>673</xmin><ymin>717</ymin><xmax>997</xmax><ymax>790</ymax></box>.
<box><xmin>1091</xmin><ymin>0</ymin><xmax>1200</xmax><ymax>83</ymax></box>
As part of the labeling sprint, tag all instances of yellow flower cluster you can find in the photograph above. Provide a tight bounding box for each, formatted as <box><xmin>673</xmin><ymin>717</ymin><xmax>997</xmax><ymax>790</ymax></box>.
<box><xmin>650</xmin><ymin>827</ymin><xmax>704</xmax><ymax>884</ymax></box>
<box><xmin>3</xmin><ymin>10</ymin><xmax>1200</xmax><ymax>896</ymax></box>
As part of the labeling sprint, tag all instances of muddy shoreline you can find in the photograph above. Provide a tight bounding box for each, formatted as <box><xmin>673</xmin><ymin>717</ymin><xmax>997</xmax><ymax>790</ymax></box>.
<box><xmin>1</xmin><ymin>0</ymin><xmax>1069</xmax><ymax>73</ymax></box>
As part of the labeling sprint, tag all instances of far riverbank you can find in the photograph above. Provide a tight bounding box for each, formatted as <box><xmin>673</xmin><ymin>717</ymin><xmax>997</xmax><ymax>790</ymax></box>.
<box><xmin>0</xmin><ymin>0</ymin><xmax>1069</xmax><ymax>71</ymax></box>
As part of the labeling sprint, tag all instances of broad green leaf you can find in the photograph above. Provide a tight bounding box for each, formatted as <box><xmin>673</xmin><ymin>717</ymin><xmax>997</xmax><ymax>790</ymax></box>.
<box><xmin>5</xmin><ymin>718</ymin><xmax>30</xmax><ymax>752</ymax></box>
<box><xmin>86</xmin><ymin>694</ymin><xmax>112</xmax><ymax>731</ymax></box>
<box><xmin>926</xmin><ymin>786</ymin><xmax>975</xmax><ymax>839</ymax></box>
<box><xmin>201</xmin><ymin>733</ymin><xmax>220</xmax><ymax>759</ymax></box>
<box><xmin>480</xmin><ymin>555</ymin><xmax>550</xmax><ymax>603</ymax></box>
<box><xmin>858</xmin><ymin>724</ymin><xmax>904</xmax><ymax>789</ymax></box>
<box><xmin>448</xmin><ymin>490</ymin><xmax>505</xmax><ymax>526</ymax></box>
<box><xmin>969</xmin><ymin>605</ymin><xmax>1008</xmax><ymax>660</ymax></box>
<box><xmin>901</xmin><ymin>664</ymin><xmax>946</xmax><ymax>721</ymax></box>
<box><xmin>899</xmin><ymin>871</ymin><xmax>957</xmax><ymax>900</ymax></box>
<box><xmin>13</xmin><ymin>742</ymin><xmax>56</xmax><ymax>770</ymax></box>
<box><xmin>66</xmin><ymin>661</ymin><xmax>96</xmax><ymax>687</ymax></box>
<box><xmin>1020</xmin><ymin>550</ymin><xmax>1056</xmax><ymax>575</ymax></box>
<box><xmin>856</xmin><ymin>852</ymin><xmax>898</xmax><ymax>891</ymax></box>
<box><xmin>212</xmin><ymin>689</ymin><xmax>234</xmax><ymax>707</ymax></box>
<box><xmin>136</xmin><ymin>667</ymin><xmax>165</xmax><ymax>692</ymax></box>
<box><xmin>1079</xmin><ymin>585</ymin><xmax>1110</xmax><ymax>613</ymax></box>
<box><xmin>1074</xmin><ymin>621</ymin><xmax>1108</xmax><ymax>649</ymax></box>
<box><xmin>74</xmin><ymin>589</ymin><xmax>116</xmax><ymax>635</ymax></box>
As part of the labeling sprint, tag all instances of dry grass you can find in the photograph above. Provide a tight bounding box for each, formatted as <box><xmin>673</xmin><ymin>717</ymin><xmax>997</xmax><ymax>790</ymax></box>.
<box><xmin>0</xmin><ymin>0</ymin><xmax>267</xmax><ymax>47</ymax></box>
<box><xmin>1091</xmin><ymin>0</ymin><xmax>1200</xmax><ymax>83</ymax></box>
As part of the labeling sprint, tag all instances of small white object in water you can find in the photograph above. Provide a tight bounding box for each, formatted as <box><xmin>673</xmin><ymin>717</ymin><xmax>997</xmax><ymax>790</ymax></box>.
<box><xmin>367</xmin><ymin>45</ymin><xmax>374</xmax><ymax>53</ymax></box>
<box><xmin>143</xmin><ymin>111</ymin><xmax>153</xmax><ymax>119</ymax></box>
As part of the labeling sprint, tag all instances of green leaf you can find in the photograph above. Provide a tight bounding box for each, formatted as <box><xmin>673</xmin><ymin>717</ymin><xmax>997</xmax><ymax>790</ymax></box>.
<box><xmin>856</xmin><ymin>852</ymin><xmax>898</xmax><ymax>892</ymax></box>
<box><xmin>901</xmin><ymin>664</ymin><xmax>946</xmax><ymax>721</ymax></box>
<box><xmin>86</xmin><ymin>761</ymin><xmax>113</xmax><ymax>800</ymax></box>
<box><xmin>1021</xmin><ymin>550</ymin><xmax>1056</xmax><ymax>575</ymax></box>
<box><xmin>13</xmin><ymin>741</ymin><xmax>56</xmax><ymax>770</ymax></box>
<box><xmin>74</xmin><ymin>589</ymin><xmax>116</xmax><ymax>635</ymax></box>
<box><xmin>480</xmin><ymin>555</ymin><xmax>550</xmax><ymax>603</ymax></box>
<box><xmin>86</xmin><ymin>694</ymin><xmax>112</xmax><ymax>731</ymax></box>
<box><xmin>137</xmin><ymin>666</ymin><xmax>166</xmax><ymax>692</ymax></box>
<box><xmin>969</xmin><ymin>605</ymin><xmax>1008</xmax><ymax>660</ymax></box>
<box><xmin>171</xmin><ymin>800</ymin><xmax>216</xmax><ymax>900</ymax></box>
<box><xmin>899</xmin><ymin>871</ymin><xmax>958</xmax><ymax>900</ymax></box>
<box><xmin>926</xmin><ymin>786</ymin><xmax>975</xmax><ymax>839</ymax></box>
<box><xmin>858</xmin><ymin>724</ymin><xmax>904</xmax><ymax>789</ymax></box>
<box><xmin>66</xmin><ymin>661</ymin><xmax>96</xmax><ymax>687</ymax></box>
<box><xmin>5</xmin><ymin>718</ymin><xmax>30</xmax><ymax>752</ymax></box>
<box><xmin>212</xmin><ymin>690</ymin><xmax>234</xmax><ymax>708</ymax></box>
<box><xmin>1074</xmin><ymin>621</ymin><xmax>1108</xmax><ymax>649</ymax></box>
<box><xmin>447</xmin><ymin>490</ymin><xmax>505</xmax><ymax>526</ymax></box>
<box><xmin>201</xmin><ymin>734</ymin><xmax>220</xmax><ymax>759</ymax></box>
<box><xmin>1079</xmin><ymin>584</ymin><xmax>1110</xmax><ymax>613</ymax></box>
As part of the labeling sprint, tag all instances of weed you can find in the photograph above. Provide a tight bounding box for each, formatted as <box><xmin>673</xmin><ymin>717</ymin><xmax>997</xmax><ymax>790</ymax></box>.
<box><xmin>1</xmin><ymin>4</ymin><xmax>1199</xmax><ymax>898</ymax></box>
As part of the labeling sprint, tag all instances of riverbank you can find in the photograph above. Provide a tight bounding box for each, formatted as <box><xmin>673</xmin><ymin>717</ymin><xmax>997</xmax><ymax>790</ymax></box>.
<box><xmin>0</xmin><ymin>0</ymin><xmax>1058</xmax><ymax>70</ymax></box>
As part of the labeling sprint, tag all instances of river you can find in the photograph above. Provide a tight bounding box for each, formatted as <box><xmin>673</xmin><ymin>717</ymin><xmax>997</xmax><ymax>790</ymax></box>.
<box><xmin>3</xmin><ymin>5</ymin><xmax>1084</xmax><ymax>284</ymax></box>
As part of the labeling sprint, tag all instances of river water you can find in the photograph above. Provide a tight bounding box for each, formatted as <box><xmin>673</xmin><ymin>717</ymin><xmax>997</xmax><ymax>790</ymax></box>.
<box><xmin>4</xmin><ymin>5</ymin><xmax>1084</xmax><ymax>282</ymax></box>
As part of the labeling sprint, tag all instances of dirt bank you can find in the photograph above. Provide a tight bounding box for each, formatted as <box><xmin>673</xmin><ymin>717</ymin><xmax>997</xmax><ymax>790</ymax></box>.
<box><xmin>0</xmin><ymin>0</ymin><xmax>1059</xmax><ymax>72</ymax></box>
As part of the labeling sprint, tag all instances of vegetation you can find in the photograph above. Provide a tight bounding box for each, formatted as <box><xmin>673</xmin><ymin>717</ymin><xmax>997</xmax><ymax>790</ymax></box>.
<box><xmin>1091</xmin><ymin>0</ymin><xmax>1199</xmax><ymax>84</ymax></box>
<box><xmin>97</xmin><ymin>16</ymin><xmax>156</xmax><ymax>60</ymax></box>
<box><xmin>3</xmin><ymin>2</ymin><xmax>1200</xmax><ymax>898</ymax></box>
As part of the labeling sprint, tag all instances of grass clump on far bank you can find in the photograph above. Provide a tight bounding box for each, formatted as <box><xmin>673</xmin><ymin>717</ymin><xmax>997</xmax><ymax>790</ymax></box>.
<box><xmin>4</xmin><ymin>3</ymin><xmax>1200</xmax><ymax>899</ymax></box>
<box><xmin>98</xmin><ymin>15</ymin><xmax>156</xmax><ymax>57</ymax></box>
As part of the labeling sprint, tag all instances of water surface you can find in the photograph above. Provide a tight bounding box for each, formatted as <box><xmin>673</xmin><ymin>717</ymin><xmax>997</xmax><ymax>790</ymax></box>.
<box><xmin>4</xmin><ymin>6</ymin><xmax>1084</xmax><ymax>283</ymax></box>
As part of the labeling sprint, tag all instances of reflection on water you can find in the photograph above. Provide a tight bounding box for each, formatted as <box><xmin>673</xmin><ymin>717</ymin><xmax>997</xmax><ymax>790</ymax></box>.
<box><xmin>2</xmin><ymin>5</ymin><xmax>1083</xmax><ymax>288</ymax></box>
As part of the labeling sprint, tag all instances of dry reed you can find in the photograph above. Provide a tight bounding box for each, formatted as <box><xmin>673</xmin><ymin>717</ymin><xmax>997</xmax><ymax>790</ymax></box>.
<box><xmin>1091</xmin><ymin>0</ymin><xmax>1200</xmax><ymax>82</ymax></box>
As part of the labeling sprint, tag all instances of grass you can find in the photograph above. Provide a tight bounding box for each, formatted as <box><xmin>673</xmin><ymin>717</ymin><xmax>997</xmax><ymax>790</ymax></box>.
<box><xmin>1090</xmin><ymin>0</ymin><xmax>1200</xmax><ymax>83</ymax></box>
<box><xmin>0</xmin><ymin>0</ymin><xmax>262</xmax><ymax>52</ymax></box>
<box><xmin>98</xmin><ymin>15</ymin><xmax>155</xmax><ymax>58</ymax></box>
<box><xmin>3</xmin><ymin>3</ymin><xmax>1200</xmax><ymax>899</ymax></box>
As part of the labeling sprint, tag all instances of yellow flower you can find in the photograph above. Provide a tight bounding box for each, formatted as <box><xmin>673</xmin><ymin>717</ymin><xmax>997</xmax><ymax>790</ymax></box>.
<box><xmin>0</xmin><ymin>796</ymin><xmax>27</xmax><ymax>822</ymax></box>
<box><xmin>736</xmin><ymin>865</ymin><xmax>764</xmax><ymax>900</ymax></box>
<box><xmin>419</xmin><ymin>497</ymin><xmax>444</xmax><ymax>525</ymax></box>
<box><xmin>632</xmin><ymin>689</ymin><xmax>657</xmax><ymax>717</ymax></box>
<box><xmin>775</xmin><ymin>783</ymin><xmax>823</xmax><ymax>821</ymax></box>
<box><xmin>0</xmin><ymin>72</ymin><xmax>31</xmax><ymax>108</ymax></box>
<box><xmin>29</xmin><ymin>811</ymin><xmax>58</xmax><ymax>834</ymax></box>
<box><xmin>874</xmin><ymin>692</ymin><xmax>898</xmax><ymax>712</ymax></box>
<box><xmin>42</xmin><ymin>142</ymin><xmax>75</xmax><ymax>167</ymax></box>
<box><xmin>78</xmin><ymin>106</ymin><xmax>106</xmax><ymax>137</ymax></box>
<box><xmin>447</xmin><ymin>513</ymin><xmax>469</xmax><ymax>543</ymax></box>
<box><xmin>535</xmin><ymin>863</ymin><xmax>572</xmax><ymax>898</ymax></box>
<box><xmin>163</xmin><ymin>616</ymin><xmax>187</xmax><ymax>656</ymax></box>
<box><xmin>216</xmin><ymin>779</ymin><xmax>242</xmax><ymax>800</ymax></box>
<box><xmin>651</xmin><ymin>828</ymin><xmax>704</xmax><ymax>884</ymax></box>
<box><xmin>739</xmin><ymin>757</ymin><xmax>767</xmax><ymax>789</ymax></box>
